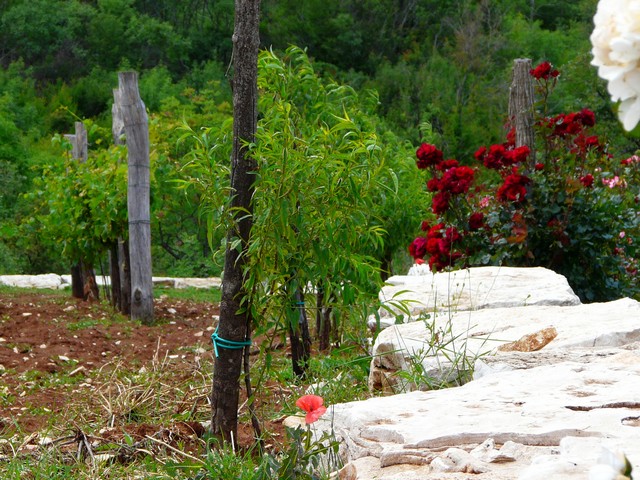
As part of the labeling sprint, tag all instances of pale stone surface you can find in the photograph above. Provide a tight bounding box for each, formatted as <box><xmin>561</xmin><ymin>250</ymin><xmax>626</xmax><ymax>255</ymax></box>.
<box><xmin>318</xmin><ymin>352</ymin><xmax>640</xmax><ymax>479</ymax></box>
<box><xmin>474</xmin><ymin>342</ymin><xmax>640</xmax><ymax>379</ymax></box>
<box><xmin>367</xmin><ymin>266</ymin><xmax>580</xmax><ymax>330</ymax></box>
<box><xmin>0</xmin><ymin>274</ymin><xmax>65</xmax><ymax>289</ymax></box>
<box><xmin>0</xmin><ymin>274</ymin><xmax>221</xmax><ymax>290</ymax></box>
<box><xmin>369</xmin><ymin>297</ymin><xmax>640</xmax><ymax>393</ymax></box>
<box><xmin>173</xmin><ymin>277</ymin><xmax>222</xmax><ymax>289</ymax></box>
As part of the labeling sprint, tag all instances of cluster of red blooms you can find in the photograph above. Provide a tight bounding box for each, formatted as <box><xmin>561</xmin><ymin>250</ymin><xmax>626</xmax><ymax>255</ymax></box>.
<box><xmin>474</xmin><ymin>143</ymin><xmax>530</xmax><ymax>170</ymax></box>
<box><xmin>542</xmin><ymin>109</ymin><xmax>596</xmax><ymax>137</ymax></box>
<box><xmin>409</xmin><ymin>222</ymin><xmax>462</xmax><ymax>271</ymax></box>
<box><xmin>529</xmin><ymin>61</ymin><xmax>559</xmax><ymax>80</ymax></box>
<box><xmin>411</xmin><ymin>136</ymin><xmax>534</xmax><ymax>269</ymax></box>
<box><xmin>496</xmin><ymin>168</ymin><xmax>531</xmax><ymax>202</ymax></box>
<box><xmin>474</xmin><ymin>138</ymin><xmax>531</xmax><ymax>203</ymax></box>
<box><xmin>409</xmin><ymin>61</ymin><xmax>606</xmax><ymax>272</ymax></box>
<box><xmin>416</xmin><ymin>144</ymin><xmax>475</xmax><ymax>214</ymax></box>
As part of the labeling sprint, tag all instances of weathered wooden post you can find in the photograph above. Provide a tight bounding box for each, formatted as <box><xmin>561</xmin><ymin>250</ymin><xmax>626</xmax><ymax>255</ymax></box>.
<box><xmin>64</xmin><ymin>122</ymin><xmax>98</xmax><ymax>300</ymax></box>
<box><xmin>509</xmin><ymin>58</ymin><xmax>536</xmax><ymax>169</ymax></box>
<box><xmin>110</xmin><ymin>89</ymin><xmax>131</xmax><ymax>315</ymax></box>
<box><xmin>65</xmin><ymin>122</ymin><xmax>88</xmax><ymax>163</ymax></box>
<box><xmin>117</xmin><ymin>71</ymin><xmax>154</xmax><ymax>324</ymax></box>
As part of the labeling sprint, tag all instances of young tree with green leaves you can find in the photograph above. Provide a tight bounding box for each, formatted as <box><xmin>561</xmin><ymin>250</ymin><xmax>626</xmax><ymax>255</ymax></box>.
<box><xmin>209</xmin><ymin>0</ymin><xmax>261</xmax><ymax>446</ymax></box>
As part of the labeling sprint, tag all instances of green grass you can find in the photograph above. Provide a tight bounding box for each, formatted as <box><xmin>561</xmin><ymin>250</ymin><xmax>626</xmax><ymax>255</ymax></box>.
<box><xmin>0</xmin><ymin>284</ymin><xmax>69</xmax><ymax>297</ymax></box>
<box><xmin>154</xmin><ymin>286</ymin><xmax>221</xmax><ymax>303</ymax></box>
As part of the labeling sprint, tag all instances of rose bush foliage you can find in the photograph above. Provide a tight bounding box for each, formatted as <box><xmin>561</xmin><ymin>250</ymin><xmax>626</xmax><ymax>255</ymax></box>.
<box><xmin>409</xmin><ymin>63</ymin><xmax>639</xmax><ymax>302</ymax></box>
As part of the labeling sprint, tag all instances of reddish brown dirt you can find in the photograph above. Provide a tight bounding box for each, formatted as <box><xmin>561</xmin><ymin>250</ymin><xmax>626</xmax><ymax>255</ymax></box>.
<box><xmin>0</xmin><ymin>290</ymin><xmax>286</xmax><ymax>455</ymax></box>
<box><xmin>0</xmin><ymin>292</ymin><xmax>217</xmax><ymax>375</ymax></box>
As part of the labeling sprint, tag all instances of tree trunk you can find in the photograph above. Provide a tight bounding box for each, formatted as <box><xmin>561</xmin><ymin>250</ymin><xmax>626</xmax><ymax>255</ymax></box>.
<box><xmin>117</xmin><ymin>71</ymin><xmax>154</xmax><ymax>324</ymax></box>
<box><xmin>288</xmin><ymin>285</ymin><xmax>312</xmax><ymax>377</ymax></box>
<box><xmin>316</xmin><ymin>282</ymin><xmax>332</xmax><ymax>352</ymax></box>
<box><xmin>109</xmin><ymin>244</ymin><xmax>121</xmax><ymax>309</ymax></box>
<box><xmin>65</xmin><ymin>122</ymin><xmax>97</xmax><ymax>301</ymax></box>
<box><xmin>509</xmin><ymin>58</ymin><xmax>536</xmax><ymax>170</ymax></box>
<box><xmin>119</xmin><ymin>240</ymin><xmax>131</xmax><ymax>315</ymax></box>
<box><xmin>210</xmin><ymin>0</ymin><xmax>261</xmax><ymax>445</ymax></box>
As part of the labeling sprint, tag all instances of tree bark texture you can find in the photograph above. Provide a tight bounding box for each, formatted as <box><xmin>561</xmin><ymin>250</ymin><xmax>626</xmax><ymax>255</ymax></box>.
<box><xmin>111</xmin><ymin>89</ymin><xmax>131</xmax><ymax>314</ymax></box>
<box><xmin>118</xmin><ymin>240</ymin><xmax>132</xmax><ymax>315</ymax></box>
<box><xmin>210</xmin><ymin>0</ymin><xmax>261</xmax><ymax>444</ymax></box>
<box><xmin>288</xmin><ymin>285</ymin><xmax>312</xmax><ymax>377</ymax></box>
<box><xmin>117</xmin><ymin>71</ymin><xmax>154</xmax><ymax>324</ymax></box>
<box><xmin>65</xmin><ymin>122</ymin><xmax>98</xmax><ymax>301</ymax></box>
<box><xmin>508</xmin><ymin>58</ymin><xmax>536</xmax><ymax>169</ymax></box>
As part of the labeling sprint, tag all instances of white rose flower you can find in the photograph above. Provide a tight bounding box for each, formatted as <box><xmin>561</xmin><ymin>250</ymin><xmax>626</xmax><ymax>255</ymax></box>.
<box><xmin>588</xmin><ymin>447</ymin><xmax>633</xmax><ymax>480</ymax></box>
<box><xmin>591</xmin><ymin>0</ymin><xmax>640</xmax><ymax>130</ymax></box>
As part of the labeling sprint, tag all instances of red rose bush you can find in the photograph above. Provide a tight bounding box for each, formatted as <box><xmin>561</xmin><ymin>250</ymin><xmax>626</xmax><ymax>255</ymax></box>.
<box><xmin>409</xmin><ymin>62</ymin><xmax>639</xmax><ymax>302</ymax></box>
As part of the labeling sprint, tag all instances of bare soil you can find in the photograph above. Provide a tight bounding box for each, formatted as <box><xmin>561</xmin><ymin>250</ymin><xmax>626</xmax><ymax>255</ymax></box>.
<box><xmin>0</xmin><ymin>289</ymin><xmax>286</xmax><ymax>459</ymax></box>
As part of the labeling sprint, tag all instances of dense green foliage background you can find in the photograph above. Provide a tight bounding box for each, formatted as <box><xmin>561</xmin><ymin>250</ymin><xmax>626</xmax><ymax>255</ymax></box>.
<box><xmin>0</xmin><ymin>0</ymin><xmax>637</xmax><ymax>283</ymax></box>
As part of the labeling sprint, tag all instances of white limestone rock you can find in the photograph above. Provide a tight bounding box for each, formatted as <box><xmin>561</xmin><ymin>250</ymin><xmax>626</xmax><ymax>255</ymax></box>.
<box><xmin>369</xmin><ymin>297</ymin><xmax>640</xmax><ymax>393</ymax></box>
<box><xmin>172</xmin><ymin>277</ymin><xmax>222</xmax><ymax>289</ymax></box>
<box><xmin>2</xmin><ymin>274</ymin><xmax>222</xmax><ymax>290</ymax></box>
<box><xmin>318</xmin><ymin>353</ymin><xmax>640</xmax><ymax>479</ymax></box>
<box><xmin>367</xmin><ymin>266</ymin><xmax>580</xmax><ymax>330</ymax></box>
<box><xmin>0</xmin><ymin>274</ymin><xmax>64</xmax><ymax>289</ymax></box>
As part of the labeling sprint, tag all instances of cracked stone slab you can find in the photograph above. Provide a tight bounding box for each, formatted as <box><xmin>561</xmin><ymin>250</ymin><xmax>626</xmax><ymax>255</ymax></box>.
<box><xmin>369</xmin><ymin>297</ymin><xmax>640</xmax><ymax>393</ymax></box>
<box><xmin>319</xmin><ymin>353</ymin><xmax>640</xmax><ymax>479</ymax></box>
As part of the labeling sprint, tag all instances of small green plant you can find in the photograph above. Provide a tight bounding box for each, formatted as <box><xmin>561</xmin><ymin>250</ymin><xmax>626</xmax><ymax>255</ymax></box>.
<box><xmin>256</xmin><ymin>395</ymin><xmax>341</xmax><ymax>480</ymax></box>
<box><xmin>393</xmin><ymin>309</ymin><xmax>492</xmax><ymax>392</ymax></box>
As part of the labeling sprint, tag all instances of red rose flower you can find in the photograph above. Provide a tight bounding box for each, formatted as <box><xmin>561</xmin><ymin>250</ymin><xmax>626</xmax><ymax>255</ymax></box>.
<box><xmin>440</xmin><ymin>165</ymin><xmax>475</xmax><ymax>194</ymax></box>
<box><xmin>409</xmin><ymin>236</ymin><xmax>428</xmax><ymax>259</ymax></box>
<box><xmin>426</xmin><ymin>177</ymin><xmax>441</xmax><ymax>192</ymax></box>
<box><xmin>578</xmin><ymin>108</ymin><xmax>596</xmax><ymax>127</ymax></box>
<box><xmin>432</xmin><ymin>190</ymin><xmax>451</xmax><ymax>214</ymax></box>
<box><xmin>474</xmin><ymin>146</ymin><xmax>487</xmax><ymax>162</ymax></box>
<box><xmin>420</xmin><ymin>221</ymin><xmax>430</xmax><ymax>232</ymax></box>
<box><xmin>529</xmin><ymin>61</ymin><xmax>559</xmax><ymax>80</ymax></box>
<box><xmin>468</xmin><ymin>212</ymin><xmax>485</xmax><ymax>230</ymax></box>
<box><xmin>426</xmin><ymin>237</ymin><xmax>441</xmax><ymax>255</ymax></box>
<box><xmin>435</xmin><ymin>158</ymin><xmax>460</xmax><ymax>172</ymax></box>
<box><xmin>497</xmin><ymin>170</ymin><xmax>530</xmax><ymax>202</ymax></box>
<box><xmin>507</xmin><ymin>145</ymin><xmax>530</xmax><ymax>164</ymax></box>
<box><xmin>416</xmin><ymin>143</ymin><xmax>444</xmax><ymax>169</ymax></box>
<box><xmin>580</xmin><ymin>173</ymin><xmax>594</xmax><ymax>188</ymax></box>
<box><xmin>483</xmin><ymin>144</ymin><xmax>507</xmax><ymax>169</ymax></box>
<box><xmin>534</xmin><ymin>162</ymin><xmax>545</xmax><ymax>171</ymax></box>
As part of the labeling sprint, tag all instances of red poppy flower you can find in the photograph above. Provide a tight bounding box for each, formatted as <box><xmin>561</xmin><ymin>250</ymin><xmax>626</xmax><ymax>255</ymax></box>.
<box><xmin>296</xmin><ymin>395</ymin><xmax>327</xmax><ymax>424</ymax></box>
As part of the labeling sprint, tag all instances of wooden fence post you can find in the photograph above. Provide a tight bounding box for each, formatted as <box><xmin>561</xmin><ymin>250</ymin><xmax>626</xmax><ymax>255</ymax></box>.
<box><xmin>117</xmin><ymin>71</ymin><xmax>154</xmax><ymax>324</ymax></box>
<box><xmin>509</xmin><ymin>58</ymin><xmax>536</xmax><ymax>169</ymax></box>
<box><xmin>64</xmin><ymin>122</ymin><xmax>98</xmax><ymax>300</ymax></box>
<box><xmin>110</xmin><ymin>89</ymin><xmax>131</xmax><ymax>315</ymax></box>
